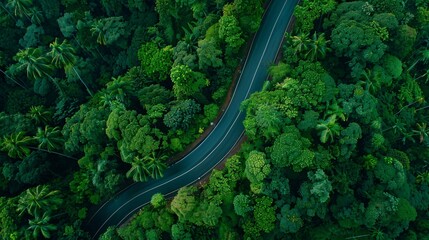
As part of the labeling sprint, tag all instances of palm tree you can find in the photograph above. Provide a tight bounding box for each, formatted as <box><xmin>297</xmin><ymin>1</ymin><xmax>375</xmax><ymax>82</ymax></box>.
<box><xmin>289</xmin><ymin>32</ymin><xmax>310</xmax><ymax>56</ymax></box>
<box><xmin>90</xmin><ymin>20</ymin><xmax>107</xmax><ymax>45</ymax></box>
<box><xmin>48</xmin><ymin>38</ymin><xmax>93</xmax><ymax>96</ymax></box>
<box><xmin>33</xmin><ymin>126</ymin><xmax>63</xmax><ymax>151</ymax></box>
<box><xmin>316</xmin><ymin>115</ymin><xmax>342</xmax><ymax>143</ymax></box>
<box><xmin>13</xmin><ymin>48</ymin><xmax>62</xmax><ymax>93</ymax></box>
<box><xmin>0</xmin><ymin>131</ymin><xmax>33</xmax><ymax>159</ymax></box>
<box><xmin>27</xmin><ymin>105</ymin><xmax>52</xmax><ymax>125</ymax></box>
<box><xmin>17</xmin><ymin>185</ymin><xmax>62</xmax><ymax>216</ymax></box>
<box><xmin>6</xmin><ymin>0</ymin><xmax>32</xmax><ymax>18</ymax></box>
<box><xmin>28</xmin><ymin>212</ymin><xmax>57</xmax><ymax>239</ymax></box>
<box><xmin>412</xmin><ymin>123</ymin><xmax>429</xmax><ymax>143</ymax></box>
<box><xmin>145</xmin><ymin>152</ymin><xmax>167</xmax><ymax>179</ymax></box>
<box><xmin>305</xmin><ymin>32</ymin><xmax>330</xmax><ymax>61</ymax></box>
<box><xmin>126</xmin><ymin>156</ymin><xmax>150</xmax><ymax>182</ymax></box>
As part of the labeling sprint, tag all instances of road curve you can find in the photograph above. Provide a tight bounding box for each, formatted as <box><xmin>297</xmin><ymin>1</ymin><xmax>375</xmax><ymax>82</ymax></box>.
<box><xmin>85</xmin><ymin>0</ymin><xmax>299</xmax><ymax>237</ymax></box>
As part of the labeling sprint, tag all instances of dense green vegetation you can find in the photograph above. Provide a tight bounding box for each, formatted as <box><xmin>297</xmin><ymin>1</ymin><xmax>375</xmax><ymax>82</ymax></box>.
<box><xmin>1</xmin><ymin>0</ymin><xmax>428</xmax><ymax>239</ymax></box>
<box><xmin>0</xmin><ymin>0</ymin><xmax>264</xmax><ymax>238</ymax></box>
<box><xmin>106</xmin><ymin>0</ymin><xmax>429</xmax><ymax>239</ymax></box>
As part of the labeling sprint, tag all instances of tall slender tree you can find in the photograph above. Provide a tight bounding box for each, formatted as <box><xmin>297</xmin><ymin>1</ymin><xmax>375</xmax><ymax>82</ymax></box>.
<box><xmin>17</xmin><ymin>185</ymin><xmax>62</xmax><ymax>216</ymax></box>
<box><xmin>13</xmin><ymin>48</ymin><xmax>62</xmax><ymax>92</ymax></box>
<box><xmin>28</xmin><ymin>212</ymin><xmax>57</xmax><ymax>239</ymax></box>
<box><xmin>48</xmin><ymin>38</ymin><xmax>93</xmax><ymax>96</ymax></box>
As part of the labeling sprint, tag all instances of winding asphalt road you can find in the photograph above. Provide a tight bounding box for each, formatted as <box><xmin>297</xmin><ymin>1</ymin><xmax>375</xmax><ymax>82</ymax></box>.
<box><xmin>85</xmin><ymin>0</ymin><xmax>299</xmax><ymax>238</ymax></box>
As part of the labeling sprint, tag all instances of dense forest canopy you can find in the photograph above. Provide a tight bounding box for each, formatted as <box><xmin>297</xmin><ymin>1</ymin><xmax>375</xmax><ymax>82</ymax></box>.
<box><xmin>0</xmin><ymin>0</ymin><xmax>428</xmax><ymax>239</ymax></box>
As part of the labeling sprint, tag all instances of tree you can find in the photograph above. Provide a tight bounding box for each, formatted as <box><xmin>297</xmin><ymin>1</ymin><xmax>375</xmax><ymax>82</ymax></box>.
<box><xmin>137</xmin><ymin>84</ymin><xmax>172</xmax><ymax>109</ymax></box>
<box><xmin>151</xmin><ymin>193</ymin><xmax>166</xmax><ymax>208</ymax></box>
<box><xmin>218</xmin><ymin>15</ymin><xmax>244</xmax><ymax>55</ymax></box>
<box><xmin>270</xmin><ymin>126</ymin><xmax>315</xmax><ymax>172</ymax></box>
<box><xmin>196</xmin><ymin>38</ymin><xmax>223</xmax><ymax>70</ymax></box>
<box><xmin>294</xmin><ymin>0</ymin><xmax>336</xmax><ymax>33</ymax></box>
<box><xmin>163</xmin><ymin>99</ymin><xmax>200</xmax><ymax>130</ymax></box>
<box><xmin>244</xmin><ymin>151</ymin><xmax>270</xmax><ymax>193</ymax></box>
<box><xmin>170</xmin><ymin>186</ymin><xmax>198</xmax><ymax>222</ymax></box>
<box><xmin>90</xmin><ymin>17</ymin><xmax>127</xmax><ymax>46</ymax></box>
<box><xmin>27</xmin><ymin>105</ymin><xmax>52</xmax><ymax>125</ymax></box>
<box><xmin>0</xmin><ymin>131</ymin><xmax>33</xmax><ymax>159</ymax></box>
<box><xmin>28</xmin><ymin>212</ymin><xmax>57</xmax><ymax>239</ymax></box>
<box><xmin>145</xmin><ymin>152</ymin><xmax>167</xmax><ymax>179</ymax></box>
<box><xmin>316</xmin><ymin>115</ymin><xmax>342</xmax><ymax>143</ymax></box>
<box><xmin>138</xmin><ymin>42</ymin><xmax>173</xmax><ymax>82</ymax></box>
<box><xmin>11</xmin><ymin>48</ymin><xmax>61</xmax><ymax>92</ymax></box>
<box><xmin>306</xmin><ymin>32</ymin><xmax>330</xmax><ymax>61</ymax></box>
<box><xmin>331</xmin><ymin>20</ymin><xmax>387</xmax><ymax>78</ymax></box>
<box><xmin>17</xmin><ymin>185</ymin><xmax>62</xmax><ymax>216</ymax></box>
<box><xmin>170</xmin><ymin>64</ymin><xmax>209</xmax><ymax>100</ymax></box>
<box><xmin>48</xmin><ymin>38</ymin><xmax>92</xmax><ymax>96</ymax></box>
<box><xmin>126</xmin><ymin>156</ymin><xmax>150</xmax><ymax>182</ymax></box>
<box><xmin>6</xmin><ymin>0</ymin><xmax>32</xmax><ymax>18</ymax></box>
<box><xmin>33</xmin><ymin>126</ymin><xmax>63</xmax><ymax>151</ymax></box>
<box><xmin>233</xmin><ymin>194</ymin><xmax>252</xmax><ymax>217</ymax></box>
<box><xmin>253</xmin><ymin>196</ymin><xmax>276</xmax><ymax>233</ymax></box>
<box><xmin>278</xmin><ymin>204</ymin><xmax>303</xmax><ymax>233</ymax></box>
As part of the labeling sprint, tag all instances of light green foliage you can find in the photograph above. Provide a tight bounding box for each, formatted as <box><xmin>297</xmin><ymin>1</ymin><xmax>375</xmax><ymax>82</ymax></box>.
<box><xmin>253</xmin><ymin>196</ymin><xmax>276</xmax><ymax>233</ymax></box>
<box><xmin>218</xmin><ymin>15</ymin><xmax>244</xmax><ymax>55</ymax></box>
<box><xmin>17</xmin><ymin>185</ymin><xmax>62</xmax><ymax>216</ymax></box>
<box><xmin>229</xmin><ymin>0</ymin><xmax>263</xmax><ymax>34</ymax></box>
<box><xmin>0</xmin><ymin>197</ymin><xmax>21</xmax><ymax>239</ymax></box>
<box><xmin>138</xmin><ymin>42</ymin><xmax>173</xmax><ymax>82</ymax></box>
<box><xmin>244</xmin><ymin>151</ymin><xmax>270</xmax><ymax>191</ymax></box>
<box><xmin>294</xmin><ymin>0</ymin><xmax>336</xmax><ymax>33</ymax></box>
<box><xmin>163</xmin><ymin>99</ymin><xmax>200</xmax><ymax>130</ymax></box>
<box><xmin>107</xmin><ymin>108</ymin><xmax>165</xmax><ymax>160</ymax></box>
<box><xmin>34</xmin><ymin>126</ymin><xmax>63</xmax><ymax>151</ymax></box>
<box><xmin>268</xmin><ymin>62</ymin><xmax>291</xmax><ymax>84</ymax></box>
<box><xmin>0</xmin><ymin>131</ymin><xmax>33</xmax><ymax>159</ymax></box>
<box><xmin>28</xmin><ymin>211</ymin><xmax>57</xmax><ymax>239</ymax></box>
<box><xmin>170</xmin><ymin>64</ymin><xmax>209</xmax><ymax>100</ymax></box>
<box><xmin>316</xmin><ymin>115</ymin><xmax>342</xmax><ymax>143</ymax></box>
<box><xmin>279</xmin><ymin>204</ymin><xmax>303</xmax><ymax>233</ymax></box>
<box><xmin>170</xmin><ymin>186</ymin><xmax>197</xmax><ymax>222</ymax></box>
<box><xmin>279</xmin><ymin>61</ymin><xmax>327</xmax><ymax>109</ymax></box>
<box><xmin>233</xmin><ymin>194</ymin><xmax>252</xmax><ymax>217</ymax></box>
<box><xmin>307</xmin><ymin>169</ymin><xmax>332</xmax><ymax>203</ymax></box>
<box><xmin>270</xmin><ymin>126</ymin><xmax>315</xmax><ymax>172</ymax></box>
<box><xmin>11</xmin><ymin>47</ymin><xmax>53</xmax><ymax>81</ymax></box>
